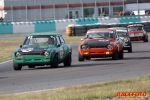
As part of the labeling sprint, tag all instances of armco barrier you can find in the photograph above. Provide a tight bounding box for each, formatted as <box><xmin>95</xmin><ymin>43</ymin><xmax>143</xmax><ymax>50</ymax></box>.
<box><xmin>140</xmin><ymin>16</ymin><xmax>150</xmax><ymax>23</ymax></box>
<box><xmin>12</xmin><ymin>22</ymin><xmax>34</xmax><ymax>34</ymax></box>
<box><xmin>33</xmin><ymin>21</ymin><xmax>56</xmax><ymax>33</ymax></box>
<box><xmin>0</xmin><ymin>16</ymin><xmax>150</xmax><ymax>34</ymax></box>
<box><xmin>55</xmin><ymin>19</ymin><xmax>76</xmax><ymax>31</ymax></box>
<box><xmin>68</xmin><ymin>22</ymin><xmax>150</xmax><ymax>36</ymax></box>
<box><xmin>74</xmin><ymin>25</ymin><xmax>87</xmax><ymax>36</ymax></box>
<box><xmin>86</xmin><ymin>24</ymin><xmax>98</xmax><ymax>30</ymax></box>
<box><xmin>0</xmin><ymin>22</ymin><xmax>13</xmax><ymax>34</ymax></box>
<box><xmin>119</xmin><ymin>16</ymin><xmax>141</xmax><ymax>24</ymax></box>
<box><xmin>143</xmin><ymin>22</ymin><xmax>150</xmax><ymax>32</ymax></box>
<box><xmin>98</xmin><ymin>17</ymin><xmax>120</xmax><ymax>24</ymax></box>
<box><xmin>76</xmin><ymin>18</ymin><xmax>98</xmax><ymax>25</ymax></box>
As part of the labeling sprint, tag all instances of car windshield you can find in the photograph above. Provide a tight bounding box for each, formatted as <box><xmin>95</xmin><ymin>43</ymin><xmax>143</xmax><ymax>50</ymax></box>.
<box><xmin>116</xmin><ymin>31</ymin><xmax>128</xmax><ymax>38</ymax></box>
<box><xmin>127</xmin><ymin>26</ymin><xmax>143</xmax><ymax>31</ymax></box>
<box><xmin>86</xmin><ymin>30</ymin><xmax>114</xmax><ymax>39</ymax></box>
<box><xmin>23</xmin><ymin>35</ymin><xmax>56</xmax><ymax>45</ymax></box>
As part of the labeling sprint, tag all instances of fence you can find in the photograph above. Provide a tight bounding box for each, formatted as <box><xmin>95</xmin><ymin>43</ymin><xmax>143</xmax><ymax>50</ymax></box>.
<box><xmin>2</xmin><ymin>0</ymin><xmax>150</xmax><ymax>22</ymax></box>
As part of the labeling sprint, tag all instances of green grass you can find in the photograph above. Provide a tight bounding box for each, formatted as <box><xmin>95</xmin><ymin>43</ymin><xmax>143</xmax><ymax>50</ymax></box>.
<box><xmin>0</xmin><ymin>76</ymin><xmax>149</xmax><ymax>100</ymax></box>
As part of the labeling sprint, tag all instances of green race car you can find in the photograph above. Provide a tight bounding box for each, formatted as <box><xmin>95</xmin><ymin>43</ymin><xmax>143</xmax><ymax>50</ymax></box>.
<box><xmin>13</xmin><ymin>32</ymin><xmax>72</xmax><ymax>70</ymax></box>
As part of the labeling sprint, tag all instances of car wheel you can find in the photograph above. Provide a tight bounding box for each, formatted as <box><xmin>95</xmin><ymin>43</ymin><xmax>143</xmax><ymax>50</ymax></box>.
<box><xmin>13</xmin><ymin>60</ymin><xmax>22</xmax><ymax>70</ymax></box>
<box><xmin>85</xmin><ymin>57</ymin><xmax>91</xmax><ymax>60</ymax></box>
<box><xmin>146</xmin><ymin>37</ymin><xmax>148</xmax><ymax>42</ymax></box>
<box><xmin>119</xmin><ymin>49</ymin><xmax>124</xmax><ymax>59</ymax></box>
<box><xmin>112</xmin><ymin>50</ymin><xmax>118</xmax><ymax>60</ymax></box>
<box><xmin>51</xmin><ymin>54</ymin><xmax>58</xmax><ymax>68</ymax></box>
<box><xmin>64</xmin><ymin>53</ymin><xmax>72</xmax><ymax>66</ymax></box>
<box><xmin>28</xmin><ymin>65</ymin><xmax>35</xmax><ymax>68</ymax></box>
<box><xmin>143</xmin><ymin>36</ymin><xmax>148</xmax><ymax>42</ymax></box>
<box><xmin>128</xmin><ymin>44</ymin><xmax>132</xmax><ymax>53</ymax></box>
<box><xmin>78</xmin><ymin>52</ymin><xmax>84</xmax><ymax>61</ymax></box>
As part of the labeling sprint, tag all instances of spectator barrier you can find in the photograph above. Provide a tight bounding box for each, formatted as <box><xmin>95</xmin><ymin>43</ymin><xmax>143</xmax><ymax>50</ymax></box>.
<box><xmin>12</xmin><ymin>22</ymin><xmax>34</xmax><ymax>34</ymax></box>
<box><xmin>76</xmin><ymin>18</ymin><xmax>98</xmax><ymax>25</ymax></box>
<box><xmin>0</xmin><ymin>16</ymin><xmax>150</xmax><ymax>35</ymax></box>
<box><xmin>33</xmin><ymin>20</ymin><xmax>56</xmax><ymax>33</ymax></box>
<box><xmin>0</xmin><ymin>22</ymin><xmax>13</xmax><ymax>34</ymax></box>
<box><xmin>55</xmin><ymin>19</ymin><xmax>76</xmax><ymax>31</ymax></box>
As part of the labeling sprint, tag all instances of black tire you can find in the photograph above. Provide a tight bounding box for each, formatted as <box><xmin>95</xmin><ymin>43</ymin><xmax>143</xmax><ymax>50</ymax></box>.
<box><xmin>64</xmin><ymin>53</ymin><xmax>72</xmax><ymax>66</ymax></box>
<box><xmin>78</xmin><ymin>52</ymin><xmax>84</xmax><ymax>61</ymax></box>
<box><xmin>119</xmin><ymin>49</ymin><xmax>124</xmax><ymax>59</ymax></box>
<box><xmin>143</xmin><ymin>38</ymin><xmax>147</xmax><ymax>42</ymax></box>
<box><xmin>112</xmin><ymin>50</ymin><xmax>118</xmax><ymax>60</ymax></box>
<box><xmin>143</xmin><ymin>35</ymin><xmax>148</xmax><ymax>42</ymax></box>
<box><xmin>128</xmin><ymin>43</ymin><xmax>132</xmax><ymax>53</ymax></box>
<box><xmin>85</xmin><ymin>57</ymin><xmax>91</xmax><ymax>60</ymax></box>
<box><xmin>28</xmin><ymin>65</ymin><xmax>35</xmax><ymax>68</ymax></box>
<box><xmin>146</xmin><ymin>36</ymin><xmax>148</xmax><ymax>42</ymax></box>
<box><xmin>13</xmin><ymin>60</ymin><xmax>22</xmax><ymax>70</ymax></box>
<box><xmin>51</xmin><ymin>54</ymin><xmax>58</xmax><ymax>68</ymax></box>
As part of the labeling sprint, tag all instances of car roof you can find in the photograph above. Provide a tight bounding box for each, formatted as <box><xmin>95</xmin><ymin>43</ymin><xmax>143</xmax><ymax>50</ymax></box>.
<box><xmin>127</xmin><ymin>24</ymin><xmax>144</xmax><ymax>27</ymax></box>
<box><xmin>116</xmin><ymin>30</ymin><xmax>127</xmax><ymax>32</ymax></box>
<box><xmin>110</xmin><ymin>27</ymin><xmax>127</xmax><ymax>30</ymax></box>
<box><xmin>88</xmin><ymin>28</ymin><xmax>115</xmax><ymax>32</ymax></box>
<box><xmin>27</xmin><ymin>32</ymin><xmax>62</xmax><ymax>36</ymax></box>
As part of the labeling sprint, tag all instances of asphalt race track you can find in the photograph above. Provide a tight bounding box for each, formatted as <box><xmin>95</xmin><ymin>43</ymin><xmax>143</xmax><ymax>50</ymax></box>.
<box><xmin>0</xmin><ymin>41</ymin><xmax>150</xmax><ymax>94</ymax></box>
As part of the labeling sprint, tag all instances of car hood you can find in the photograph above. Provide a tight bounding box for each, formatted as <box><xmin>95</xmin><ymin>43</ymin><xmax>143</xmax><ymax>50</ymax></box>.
<box><xmin>18</xmin><ymin>44</ymin><xmax>55</xmax><ymax>53</ymax></box>
<box><xmin>128</xmin><ymin>30</ymin><xmax>143</xmax><ymax>34</ymax></box>
<box><xmin>83</xmin><ymin>39</ymin><xmax>111</xmax><ymax>47</ymax></box>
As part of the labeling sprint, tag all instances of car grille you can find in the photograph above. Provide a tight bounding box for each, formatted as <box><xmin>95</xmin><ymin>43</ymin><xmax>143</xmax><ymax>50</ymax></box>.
<box><xmin>89</xmin><ymin>46</ymin><xmax>107</xmax><ymax>48</ymax></box>
<box><xmin>20</xmin><ymin>52</ymin><xmax>44</xmax><ymax>56</ymax></box>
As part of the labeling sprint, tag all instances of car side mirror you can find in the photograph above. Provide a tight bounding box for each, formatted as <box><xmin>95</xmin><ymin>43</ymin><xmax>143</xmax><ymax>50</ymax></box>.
<box><xmin>20</xmin><ymin>45</ymin><xmax>22</xmax><ymax>48</ymax></box>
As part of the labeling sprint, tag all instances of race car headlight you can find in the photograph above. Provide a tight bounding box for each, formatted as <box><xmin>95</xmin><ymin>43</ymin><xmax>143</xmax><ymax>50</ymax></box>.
<box><xmin>81</xmin><ymin>45</ymin><xmax>88</xmax><ymax>50</ymax></box>
<box><xmin>15</xmin><ymin>52</ymin><xmax>22</xmax><ymax>57</ymax></box>
<box><xmin>44</xmin><ymin>51</ymin><xmax>50</xmax><ymax>57</ymax></box>
<box><xmin>139</xmin><ymin>33</ymin><xmax>143</xmax><ymax>36</ymax></box>
<box><xmin>107</xmin><ymin>45</ymin><xmax>113</xmax><ymax>50</ymax></box>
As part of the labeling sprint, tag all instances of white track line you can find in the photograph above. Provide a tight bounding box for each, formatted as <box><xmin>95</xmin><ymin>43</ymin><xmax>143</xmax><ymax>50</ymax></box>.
<box><xmin>3</xmin><ymin>88</ymin><xmax>58</xmax><ymax>96</ymax></box>
<box><xmin>0</xmin><ymin>60</ymin><xmax>12</xmax><ymax>65</ymax></box>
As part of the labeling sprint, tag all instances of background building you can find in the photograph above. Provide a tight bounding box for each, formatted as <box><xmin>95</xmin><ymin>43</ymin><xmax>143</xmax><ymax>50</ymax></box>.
<box><xmin>0</xmin><ymin>0</ymin><xmax>150</xmax><ymax>22</ymax></box>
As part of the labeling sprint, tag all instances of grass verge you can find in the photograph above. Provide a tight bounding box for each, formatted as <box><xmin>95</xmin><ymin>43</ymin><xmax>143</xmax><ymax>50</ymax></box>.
<box><xmin>0</xmin><ymin>76</ymin><xmax>150</xmax><ymax>100</ymax></box>
<box><xmin>0</xmin><ymin>36</ymin><xmax>84</xmax><ymax>63</ymax></box>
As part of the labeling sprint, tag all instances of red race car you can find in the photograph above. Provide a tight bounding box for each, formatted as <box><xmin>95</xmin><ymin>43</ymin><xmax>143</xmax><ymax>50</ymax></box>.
<box><xmin>78</xmin><ymin>28</ymin><xmax>124</xmax><ymax>61</ymax></box>
<box><xmin>127</xmin><ymin>24</ymin><xmax>148</xmax><ymax>42</ymax></box>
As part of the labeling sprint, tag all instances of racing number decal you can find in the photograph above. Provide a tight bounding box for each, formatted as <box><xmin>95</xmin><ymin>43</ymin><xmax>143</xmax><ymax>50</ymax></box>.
<box><xmin>60</xmin><ymin>47</ymin><xmax>64</xmax><ymax>59</ymax></box>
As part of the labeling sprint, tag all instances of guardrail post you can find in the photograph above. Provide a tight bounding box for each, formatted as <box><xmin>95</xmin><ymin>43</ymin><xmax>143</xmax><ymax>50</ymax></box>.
<box><xmin>11</xmin><ymin>5</ymin><xmax>13</xmax><ymax>22</ymax></box>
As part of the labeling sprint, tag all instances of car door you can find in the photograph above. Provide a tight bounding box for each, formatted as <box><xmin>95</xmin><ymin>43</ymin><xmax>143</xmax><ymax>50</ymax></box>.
<box><xmin>115</xmin><ymin>32</ymin><xmax>122</xmax><ymax>52</ymax></box>
<box><xmin>56</xmin><ymin>36</ymin><xmax>62</xmax><ymax>63</ymax></box>
<box><xmin>57</xmin><ymin>36</ymin><xmax>66</xmax><ymax>63</ymax></box>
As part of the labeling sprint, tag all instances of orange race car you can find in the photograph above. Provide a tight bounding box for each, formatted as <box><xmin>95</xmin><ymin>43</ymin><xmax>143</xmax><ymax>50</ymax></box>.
<box><xmin>78</xmin><ymin>28</ymin><xmax>124</xmax><ymax>61</ymax></box>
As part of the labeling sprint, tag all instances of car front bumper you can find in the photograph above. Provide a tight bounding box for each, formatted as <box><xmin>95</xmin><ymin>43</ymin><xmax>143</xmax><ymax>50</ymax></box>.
<box><xmin>80</xmin><ymin>48</ymin><xmax>114</xmax><ymax>57</ymax></box>
<box><xmin>13</xmin><ymin>55</ymin><xmax>52</xmax><ymax>65</ymax></box>
<box><xmin>123</xmin><ymin>42</ymin><xmax>131</xmax><ymax>50</ymax></box>
<box><xmin>123</xmin><ymin>46</ymin><xmax>131</xmax><ymax>50</ymax></box>
<box><xmin>130</xmin><ymin>36</ymin><xmax>144</xmax><ymax>41</ymax></box>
